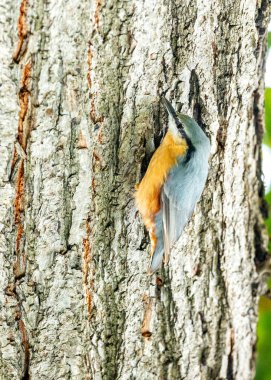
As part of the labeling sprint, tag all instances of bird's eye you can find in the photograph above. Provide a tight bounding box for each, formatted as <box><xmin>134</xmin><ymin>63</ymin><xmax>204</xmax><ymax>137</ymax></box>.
<box><xmin>177</xmin><ymin>121</ymin><xmax>183</xmax><ymax>129</ymax></box>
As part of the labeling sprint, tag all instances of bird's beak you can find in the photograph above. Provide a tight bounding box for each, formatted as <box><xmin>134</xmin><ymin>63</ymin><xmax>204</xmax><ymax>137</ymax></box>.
<box><xmin>162</xmin><ymin>96</ymin><xmax>186</xmax><ymax>138</ymax></box>
<box><xmin>162</xmin><ymin>97</ymin><xmax>181</xmax><ymax>126</ymax></box>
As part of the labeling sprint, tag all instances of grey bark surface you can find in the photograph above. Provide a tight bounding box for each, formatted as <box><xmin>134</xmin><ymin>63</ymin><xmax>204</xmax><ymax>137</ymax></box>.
<box><xmin>0</xmin><ymin>0</ymin><xmax>270</xmax><ymax>379</ymax></box>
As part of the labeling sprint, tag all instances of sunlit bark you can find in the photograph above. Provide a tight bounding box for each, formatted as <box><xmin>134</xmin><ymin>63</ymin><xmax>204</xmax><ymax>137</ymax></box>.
<box><xmin>0</xmin><ymin>0</ymin><xmax>270</xmax><ymax>379</ymax></box>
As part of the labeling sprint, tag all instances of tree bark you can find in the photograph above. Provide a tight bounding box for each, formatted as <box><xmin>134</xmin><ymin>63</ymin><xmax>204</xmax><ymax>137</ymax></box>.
<box><xmin>0</xmin><ymin>0</ymin><xmax>270</xmax><ymax>379</ymax></box>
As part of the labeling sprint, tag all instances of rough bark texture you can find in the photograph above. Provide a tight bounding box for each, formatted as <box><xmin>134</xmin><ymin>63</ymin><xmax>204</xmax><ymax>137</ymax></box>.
<box><xmin>0</xmin><ymin>1</ymin><xmax>270</xmax><ymax>379</ymax></box>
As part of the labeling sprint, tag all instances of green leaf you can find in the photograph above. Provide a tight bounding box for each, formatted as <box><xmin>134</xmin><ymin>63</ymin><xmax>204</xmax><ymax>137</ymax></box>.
<box><xmin>265</xmin><ymin>191</ymin><xmax>271</xmax><ymax>252</ymax></box>
<box><xmin>266</xmin><ymin>190</ymin><xmax>271</xmax><ymax>205</ymax></box>
<box><xmin>255</xmin><ymin>299</ymin><xmax>271</xmax><ymax>380</ymax></box>
<box><xmin>255</xmin><ymin>34</ymin><xmax>271</xmax><ymax>380</ymax></box>
<box><xmin>264</xmin><ymin>88</ymin><xmax>271</xmax><ymax>147</ymax></box>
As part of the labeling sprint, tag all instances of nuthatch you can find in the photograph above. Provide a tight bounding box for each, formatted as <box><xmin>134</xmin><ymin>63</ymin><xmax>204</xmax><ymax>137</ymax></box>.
<box><xmin>135</xmin><ymin>97</ymin><xmax>210</xmax><ymax>273</ymax></box>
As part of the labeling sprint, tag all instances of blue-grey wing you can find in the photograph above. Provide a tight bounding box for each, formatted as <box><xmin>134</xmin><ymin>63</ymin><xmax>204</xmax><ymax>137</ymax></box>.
<box><xmin>161</xmin><ymin>189</ymin><xmax>170</xmax><ymax>260</ymax></box>
<box><xmin>149</xmin><ymin>150</ymin><xmax>209</xmax><ymax>273</ymax></box>
<box><xmin>162</xmin><ymin>153</ymin><xmax>209</xmax><ymax>248</ymax></box>
<box><xmin>161</xmin><ymin>185</ymin><xmax>192</xmax><ymax>249</ymax></box>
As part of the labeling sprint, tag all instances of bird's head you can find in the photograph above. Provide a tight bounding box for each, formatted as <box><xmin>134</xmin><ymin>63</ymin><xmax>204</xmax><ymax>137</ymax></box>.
<box><xmin>162</xmin><ymin>97</ymin><xmax>210</xmax><ymax>148</ymax></box>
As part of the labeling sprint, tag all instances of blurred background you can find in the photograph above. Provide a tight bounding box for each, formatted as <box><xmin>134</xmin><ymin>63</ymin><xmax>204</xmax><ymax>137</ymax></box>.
<box><xmin>255</xmin><ymin>23</ymin><xmax>271</xmax><ymax>380</ymax></box>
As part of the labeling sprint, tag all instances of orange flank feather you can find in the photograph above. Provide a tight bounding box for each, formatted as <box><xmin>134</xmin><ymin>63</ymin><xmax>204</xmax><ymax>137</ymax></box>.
<box><xmin>135</xmin><ymin>131</ymin><xmax>188</xmax><ymax>254</ymax></box>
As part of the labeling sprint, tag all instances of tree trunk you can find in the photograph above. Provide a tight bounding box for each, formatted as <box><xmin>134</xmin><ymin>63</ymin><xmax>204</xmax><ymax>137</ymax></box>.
<box><xmin>0</xmin><ymin>1</ymin><xmax>270</xmax><ymax>379</ymax></box>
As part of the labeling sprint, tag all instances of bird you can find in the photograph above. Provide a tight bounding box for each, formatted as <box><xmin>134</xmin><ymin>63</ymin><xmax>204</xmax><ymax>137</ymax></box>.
<box><xmin>135</xmin><ymin>97</ymin><xmax>210</xmax><ymax>274</ymax></box>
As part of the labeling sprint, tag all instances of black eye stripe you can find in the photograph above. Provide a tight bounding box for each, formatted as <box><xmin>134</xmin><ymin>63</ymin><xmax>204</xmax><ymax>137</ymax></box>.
<box><xmin>177</xmin><ymin>124</ymin><xmax>187</xmax><ymax>139</ymax></box>
<box><xmin>184</xmin><ymin>138</ymin><xmax>195</xmax><ymax>163</ymax></box>
<box><xmin>177</xmin><ymin>121</ymin><xmax>183</xmax><ymax>129</ymax></box>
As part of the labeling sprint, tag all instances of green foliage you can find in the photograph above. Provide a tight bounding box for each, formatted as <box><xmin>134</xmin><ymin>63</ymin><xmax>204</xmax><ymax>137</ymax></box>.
<box><xmin>268</xmin><ymin>32</ymin><xmax>271</xmax><ymax>49</ymax></box>
<box><xmin>266</xmin><ymin>190</ymin><xmax>271</xmax><ymax>253</ymax></box>
<box><xmin>255</xmin><ymin>299</ymin><xmax>271</xmax><ymax>380</ymax></box>
<box><xmin>263</xmin><ymin>86</ymin><xmax>271</xmax><ymax>252</ymax></box>
<box><xmin>255</xmin><ymin>36</ymin><xmax>271</xmax><ymax>379</ymax></box>
<box><xmin>263</xmin><ymin>88</ymin><xmax>271</xmax><ymax>147</ymax></box>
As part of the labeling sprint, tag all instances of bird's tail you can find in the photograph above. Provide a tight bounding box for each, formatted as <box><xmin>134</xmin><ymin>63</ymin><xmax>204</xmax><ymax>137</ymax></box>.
<box><xmin>148</xmin><ymin>238</ymin><xmax>164</xmax><ymax>274</ymax></box>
